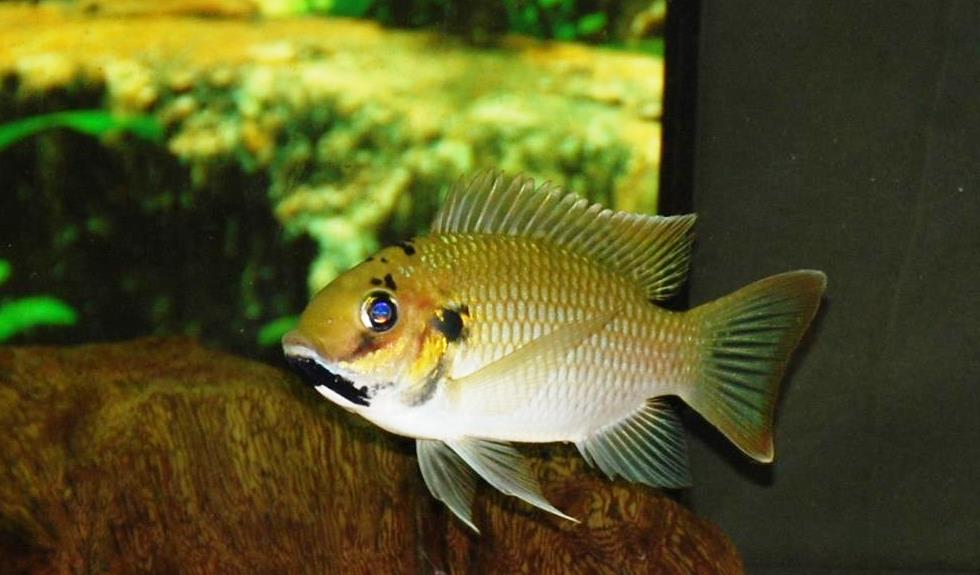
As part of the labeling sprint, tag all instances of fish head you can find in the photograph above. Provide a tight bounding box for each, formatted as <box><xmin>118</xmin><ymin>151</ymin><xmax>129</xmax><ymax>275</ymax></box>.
<box><xmin>282</xmin><ymin>243</ymin><xmax>448</xmax><ymax>413</ymax></box>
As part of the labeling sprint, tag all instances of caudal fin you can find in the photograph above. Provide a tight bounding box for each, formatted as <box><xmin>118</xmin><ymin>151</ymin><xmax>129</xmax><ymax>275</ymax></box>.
<box><xmin>683</xmin><ymin>270</ymin><xmax>826</xmax><ymax>462</ymax></box>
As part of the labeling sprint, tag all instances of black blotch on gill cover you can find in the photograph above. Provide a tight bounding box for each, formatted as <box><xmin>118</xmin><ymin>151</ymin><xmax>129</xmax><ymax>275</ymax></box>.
<box><xmin>431</xmin><ymin>306</ymin><xmax>466</xmax><ymax>343</ymax></box>
<box><xmin>407</xmin><ymin>358</ymin><xmax>444</xmax><ymax>406</ymax></box>
<box><xmin>370</xmin><ymin>277</ymin><xmax>383</xmax><ymax>287</ymax></box>
<box><xmin>396</xmin><ymin>240</ymin><xmax>416</xmax><ymax>256</ymax></box>
<box><xmin>384</xmin><ymin>273</ymin><xmax>397</xmax><ymax>291</ymax></box>
<box><xmin>286</xmin><ymin>356</ymin><xmax>370</xmax><ymax>406</ymax></box>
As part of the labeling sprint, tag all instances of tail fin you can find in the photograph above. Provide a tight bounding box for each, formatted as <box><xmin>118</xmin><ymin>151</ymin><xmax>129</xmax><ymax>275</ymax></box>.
<box><xmin>682</xmin><ymin>270</ymin><xmax>826</xmax><ymax>462</ymax></box>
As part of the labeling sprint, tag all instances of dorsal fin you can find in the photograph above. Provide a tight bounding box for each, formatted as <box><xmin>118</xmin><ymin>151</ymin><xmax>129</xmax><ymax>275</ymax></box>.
<box><xmin>431</xmin><ymin>170</ymin><xmax>696</xmax><ymax>300</ymax></box>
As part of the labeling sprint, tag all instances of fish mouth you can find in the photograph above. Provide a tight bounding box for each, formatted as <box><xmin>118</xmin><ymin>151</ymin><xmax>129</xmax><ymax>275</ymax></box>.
<box><xmin>283</xmin><ymin>335</ymin><xmax>371</xmax><ymax>407</ymax></box>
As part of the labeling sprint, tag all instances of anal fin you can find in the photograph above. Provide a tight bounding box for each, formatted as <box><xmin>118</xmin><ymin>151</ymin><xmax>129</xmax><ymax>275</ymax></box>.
<box><xmin>576</xmin><ymin>398</ymin><xmax>691</xmax><ymax>488</ymax></box>
<box><xmin>417</xmin><ymin>439</ymin><xmax>479</xmax><ymax>532</ymax></box>
<box><xmin>446</xmin><ymin>438</ymin><xmax>577</xmax><ymax>523</ymax></box>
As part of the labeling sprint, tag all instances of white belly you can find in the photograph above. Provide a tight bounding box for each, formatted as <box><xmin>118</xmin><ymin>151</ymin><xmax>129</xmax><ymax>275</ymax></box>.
<box><xmin>361</xmin><ymin>367</ymin><xmax>670</xmax><ymax>444</ymax></box>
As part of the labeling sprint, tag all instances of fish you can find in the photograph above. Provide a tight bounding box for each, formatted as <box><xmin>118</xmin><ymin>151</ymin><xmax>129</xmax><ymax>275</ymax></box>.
<box><xmin>282</xmin><ymin>170</ymin><xmax>826</xmax><ymax>532</ymax></box>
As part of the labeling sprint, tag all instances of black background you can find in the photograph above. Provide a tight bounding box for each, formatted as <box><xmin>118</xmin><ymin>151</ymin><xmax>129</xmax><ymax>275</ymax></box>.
<box><xmin>663</xmin><ymin>1</ymin><xmax>980</xmax><ymax>573</ymax></box>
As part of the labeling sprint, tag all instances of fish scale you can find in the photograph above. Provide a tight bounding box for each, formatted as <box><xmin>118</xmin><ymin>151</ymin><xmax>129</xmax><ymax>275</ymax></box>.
<box><xmin>410</xmin><ymin>233</ymin><xmax>692</xmax><ymax>441</ymax></box>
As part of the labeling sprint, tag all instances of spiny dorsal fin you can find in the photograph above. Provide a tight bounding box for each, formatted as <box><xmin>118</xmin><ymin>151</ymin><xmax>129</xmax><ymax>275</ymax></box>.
<box><xmin>431</xmin><ymin>170</ymin><xmax>696</xmax><ymax>300</ymax></box>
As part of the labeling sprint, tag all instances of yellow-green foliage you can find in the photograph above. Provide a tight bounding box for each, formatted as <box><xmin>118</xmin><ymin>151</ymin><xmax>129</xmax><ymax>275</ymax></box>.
<box><xmin>0</xmin><ymin>260</ymin><xmax>78</xmax><ymax>342</ymax></box>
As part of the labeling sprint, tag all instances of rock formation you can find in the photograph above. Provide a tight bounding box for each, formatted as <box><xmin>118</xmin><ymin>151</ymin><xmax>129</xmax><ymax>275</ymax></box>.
<box><xmin>0</xmin><ymin>338</ymin><xmax>742</xmax><ymax>574</ymax></box>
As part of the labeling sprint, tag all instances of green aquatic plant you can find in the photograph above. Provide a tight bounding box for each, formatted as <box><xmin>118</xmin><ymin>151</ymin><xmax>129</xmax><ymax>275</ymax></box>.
<box><xmin>256</xmin><ymin>0</ymin><xmax>332</xmax><ymax>16</ymax></box>
<box><xmin>257</xmin><ymin>315</ymin><xmax>300</xmax><ymax>347</ymax></box>
<box><xmin>258</xmin><ymin>0</ymin><xmax>611</xmax><ymax>43</ymax></box>
<box><xmin>329</xmin><ymin>0</ymin><xmax>374</xmax><ymax>17</ymax></box>
<box><xmin>0</xmin><ymin>110</ymin><xmax>163</xmax><ymax>152</ymax></box>
<box><xmin>505</xmin><ymin>0</ymin><xmax>608</xmax><ymax>41</ymax></box>
<box><xmin>0</xmin><ymin>260</ymin><xmax>78</xmax><ymax>342</ymax></box>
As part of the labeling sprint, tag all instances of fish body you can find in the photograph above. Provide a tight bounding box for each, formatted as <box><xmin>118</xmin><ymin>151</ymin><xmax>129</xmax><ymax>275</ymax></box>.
<box><xmin>345</xmin><ymin>233</ymin><xmax>691</xmax><ymax>443</ymax></box>
<box><xmin>283</xmin><ymin>171</ymin><xmax>826</xmax><ymax>531</ymax></box>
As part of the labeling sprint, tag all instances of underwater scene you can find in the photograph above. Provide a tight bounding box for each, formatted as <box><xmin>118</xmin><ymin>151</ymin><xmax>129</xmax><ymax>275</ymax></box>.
<box><xmin>10</xmin><ymin>2</ymin><xmax>977</xmax><ymax>575</ymax></box>
<box><xmin>0</xmin><ymin>2</ymin><xmax>723</xmax><ymax>572</ymax></box>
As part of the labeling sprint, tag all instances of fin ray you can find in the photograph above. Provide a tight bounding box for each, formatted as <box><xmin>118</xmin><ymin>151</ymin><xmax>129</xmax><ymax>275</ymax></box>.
<box><xmin>683</xmin><ymin>270</ymin><xmax>826</xmax><ymax>462</ymax></box>
<box><xmin>576</xmin><ymin>398</ymin><xmax>691</xmax><ymax>488</ymax></box>
<box><xmin>446</xmin><ymin>438</ymin><xmax>576</xmax><ymax>522</ymax></box>
<box><xmin>417</xmin><ymin>439</ymin><xmax>479</xmax><ymax>532</ymax></box>
<box><xmin>431</xmin><ymin>171</ymin><xmax>696</xmax><ymax>300</ymax></box>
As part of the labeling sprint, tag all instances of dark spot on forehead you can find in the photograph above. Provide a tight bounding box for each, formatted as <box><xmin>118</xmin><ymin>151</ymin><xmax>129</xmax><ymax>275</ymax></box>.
<box><xmin>431</xmin><ymin>306</ymin><xmax>466</xmax><ymax>343</ymax></box>
<box><xmin>384</xmin><ymin>273</ymin><xmax>397</xmax><ymax>291</ymax></box>
<box><xmin>370</xmin><ymin>277</ymin><xmax>383</xmax><ymax>287</ymax></box>
<box><xmin>380</xmin><ymin>257</ymin><xmax>388</xmax><ymax>264</ymax></box>
<box><xmin>396</xmin><ymin>241</ymin><xmax>416</xmax><ymax>256</ymax></box>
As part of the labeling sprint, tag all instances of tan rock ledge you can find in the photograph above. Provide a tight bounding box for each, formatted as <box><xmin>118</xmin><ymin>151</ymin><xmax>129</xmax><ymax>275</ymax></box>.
<box><xmin>0</xmin><ymin>338</ymin><xmax>743</xmax><ymax>574</ymax></box>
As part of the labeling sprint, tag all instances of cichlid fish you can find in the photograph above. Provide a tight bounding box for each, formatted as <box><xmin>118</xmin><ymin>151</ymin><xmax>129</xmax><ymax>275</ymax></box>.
<box><xmin>283</xmin><ymin>171</ymin><xmax>826</xmax><ymax>531</ymax></box>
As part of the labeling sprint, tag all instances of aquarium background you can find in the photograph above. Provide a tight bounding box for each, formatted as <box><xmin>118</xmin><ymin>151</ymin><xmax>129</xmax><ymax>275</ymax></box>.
<box><xmin>1</xmin><ymin>0</ymin><xmax>979</xmax><ymax>574</ymax></box>
<box><xmin>0</xmin><ymin>0</ymin><xmax>665</xmax><ymax>363</ymax></box>
<box><xmin>685</xmin><ymin>1</ymin><xmax>979</xmax><ymax>574</ymax></box>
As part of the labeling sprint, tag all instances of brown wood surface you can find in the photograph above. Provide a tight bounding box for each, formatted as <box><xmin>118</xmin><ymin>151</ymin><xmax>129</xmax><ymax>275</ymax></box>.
<box><xmin>0</xmin><ymin>338</ymin><xmax>742</xmax><ymax>574</ymax></box>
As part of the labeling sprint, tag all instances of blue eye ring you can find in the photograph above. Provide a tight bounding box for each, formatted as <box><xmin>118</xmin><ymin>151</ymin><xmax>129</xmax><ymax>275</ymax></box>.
<box><xmin>361</xmin><ymin>291</ymin><xmax>398</xmax><ymax>332</ymax></box>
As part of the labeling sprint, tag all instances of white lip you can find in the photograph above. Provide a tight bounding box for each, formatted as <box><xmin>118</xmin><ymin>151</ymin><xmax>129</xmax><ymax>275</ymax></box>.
<box><xmin>282</xmin><ymin>342</ymin><xmax>318</xmax><ymax>360</ymax></box>
<box><xmin>281</xmin><ymin>329</ymin><xmax>315</xmax><ymax>356</ymax></box>
<box><xmin>282</xmin><ymin>333</ymin><xmax>371</xmax><ymax>409</ymax></box>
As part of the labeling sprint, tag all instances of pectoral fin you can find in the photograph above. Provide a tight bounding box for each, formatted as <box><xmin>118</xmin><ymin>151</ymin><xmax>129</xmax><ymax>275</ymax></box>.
<box><xmin>446</xmin><ymin>438</ymin><xmax>577</xmax><ymax>523</ymax></box>
<box><xmin>417</xmin><ymin>439</ymin><xmax>479</xmax><ymax>532</ymax></box>
<box><xmin>451</xmin><ymin>313</ymin><xmax>615</xmax><ymax>414</ymax></box>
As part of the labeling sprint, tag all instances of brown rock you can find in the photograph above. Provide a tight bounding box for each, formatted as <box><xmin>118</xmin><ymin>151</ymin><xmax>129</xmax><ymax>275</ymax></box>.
<box><xmin>0</xmin><ymin>338</ymin><xmax>742</xmax><ymax>574</ymax></box>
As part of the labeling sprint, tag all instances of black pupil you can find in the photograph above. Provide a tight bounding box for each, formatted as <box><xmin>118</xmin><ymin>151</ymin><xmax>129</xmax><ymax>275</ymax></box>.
<box><xmin>367</xmin><ymin>295</ymin><xmax>396</xmax><ymax>330</ymax></box>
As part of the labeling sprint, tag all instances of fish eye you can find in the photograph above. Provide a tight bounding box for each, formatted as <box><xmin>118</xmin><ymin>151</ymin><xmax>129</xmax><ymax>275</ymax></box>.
<box><xmin>361</xmin><ymin>291</ymin><xmax>398</xmax><ymax>332</ymax></box>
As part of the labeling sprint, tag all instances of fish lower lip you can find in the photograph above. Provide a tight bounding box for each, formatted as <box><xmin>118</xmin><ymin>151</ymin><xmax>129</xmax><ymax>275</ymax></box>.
<box><xmin>285</xmin><ymin>354</ymin><xmax>371</xmax><ymax>407</ymax></box>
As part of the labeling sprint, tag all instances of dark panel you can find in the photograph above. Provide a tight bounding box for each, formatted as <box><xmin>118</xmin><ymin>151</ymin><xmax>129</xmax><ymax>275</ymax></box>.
<box><xmin>659</xmin><ymin>0</ymin><xmax>699</xmax><ymax>217</ymax></box>
<box><xmin>689</xmin><ymin>0</ymin><xmax>980</xmax><ymax>570</ymax></box>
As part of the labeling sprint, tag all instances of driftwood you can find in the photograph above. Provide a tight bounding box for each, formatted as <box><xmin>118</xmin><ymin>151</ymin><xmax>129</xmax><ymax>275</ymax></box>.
<box><xmin>0</xmin><ymin>338</ymin><xmax>742</xmax><ymax>574</ymax></box>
